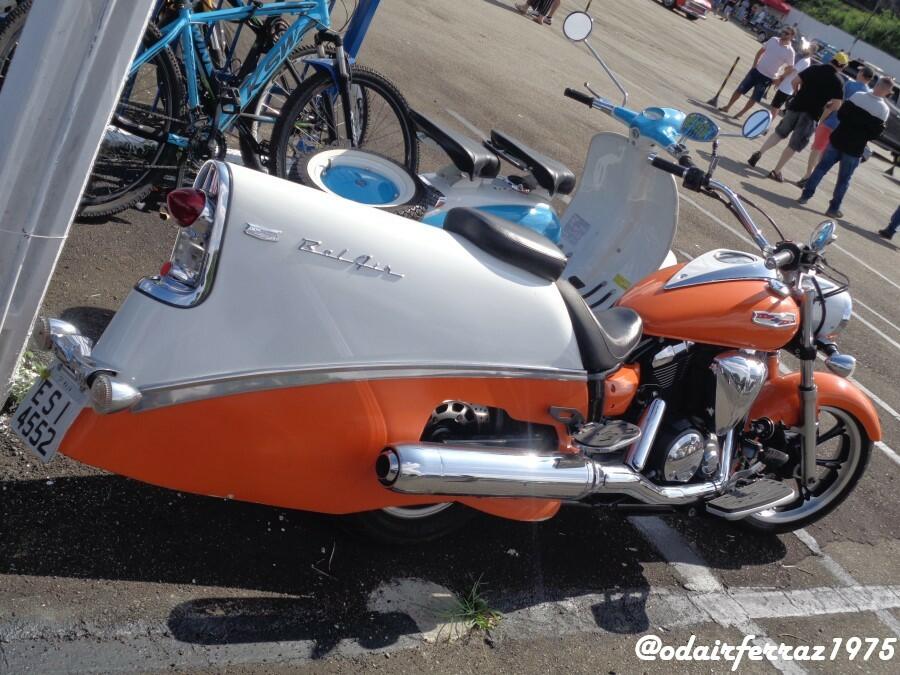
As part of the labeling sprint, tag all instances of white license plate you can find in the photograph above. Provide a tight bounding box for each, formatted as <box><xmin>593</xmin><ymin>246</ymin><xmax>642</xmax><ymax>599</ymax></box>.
<box><xmin>11</xmin><ymin>364</ymin><xmax>86</xmax><ymax>463</ymax></box>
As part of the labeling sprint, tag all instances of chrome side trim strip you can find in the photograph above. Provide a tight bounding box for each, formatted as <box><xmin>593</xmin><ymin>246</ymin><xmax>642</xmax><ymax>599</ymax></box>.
<box><xmin>134</xmin><ymin>363</ymin><xmax>588</xmax><ymax>411</ymax></box>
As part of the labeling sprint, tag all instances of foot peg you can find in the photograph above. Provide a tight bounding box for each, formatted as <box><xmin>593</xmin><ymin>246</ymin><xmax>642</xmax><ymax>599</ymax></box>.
<box><xmin>573</xmin><ymin>420</ymin><xmax>641</xmax><ymax>456</ymax></box>
<box><xmin>706</xmin><ymin>478</ymin><xmax>796</xmax><ymax>520</ymax></box>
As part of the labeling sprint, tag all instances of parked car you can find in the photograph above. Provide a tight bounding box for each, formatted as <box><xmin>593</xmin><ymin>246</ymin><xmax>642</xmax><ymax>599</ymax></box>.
<box><xmin>659</xmin><ymin>0</ymin><xmax>711</xmax><ymax>21</ymax></box>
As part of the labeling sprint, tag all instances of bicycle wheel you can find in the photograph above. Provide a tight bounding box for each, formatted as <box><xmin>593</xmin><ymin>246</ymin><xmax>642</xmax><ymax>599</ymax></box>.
<box><xmin>272</xmin><ymin>64</ymin><xmax>419</xmax><ymax>183</ymax></box>
<box><xmin>0</xmin><ymin>0</ymin><xmax>29</xmax><ymax>95</ymax></box>
<box><xmin>78</xmin><ymin>22</ymin><xmax>185</xmax><ymax>219</ymax></box>
<box><xmin>238</xmin><ymin>44</ymin><xmax>322</xmax><ymax>172</ymax></box>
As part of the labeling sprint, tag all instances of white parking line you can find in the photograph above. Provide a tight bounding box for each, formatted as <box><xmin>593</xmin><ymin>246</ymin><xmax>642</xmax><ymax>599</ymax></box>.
<box><xmin>794</xmin><ymin>529</ymin><xmax>900</xmax><ymax>637</ymax></box>
<box><xmin>628</xmin><ymin>516</ymin><xmax>722</xmax><ymax>593</ymax></box>
<box><xmin>853</xmin><ymin>298</ymin><xmax>900</xmax><ymax>336</ymax></box>
<box><xmin>629</xmin><ymin>516</ymin><xmax>807</xmax><ymax>675</ymax></box>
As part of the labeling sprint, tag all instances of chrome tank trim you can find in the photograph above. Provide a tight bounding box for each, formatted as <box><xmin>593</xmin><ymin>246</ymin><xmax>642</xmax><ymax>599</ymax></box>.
<box><xmin>664</xmin><ymin>249</ymin><xmax>775</xmax><ymax>290</ymax></box>
<box><xmin>136</xmin><ymin>161</ymin><xmax>231</xmax><ymax>308</ymax></box>
<box><xmin>134</xmin><ymin>363</ymin><xmax>588</xmax><ymax>411</ymax></box>
<box><xmin>711</xmin><ymin>352</ymin><xmax>767</xmax><ymax>436</ymax></box>
<box><xmin>378</xmin><ymin>433</ymin><xmax>738</xmax><ymax>506</ymax></box>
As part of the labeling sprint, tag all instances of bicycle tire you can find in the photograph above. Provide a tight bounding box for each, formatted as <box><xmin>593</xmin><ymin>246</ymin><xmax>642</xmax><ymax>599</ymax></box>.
<box><xmin>237</xmin><ymin>44</ymin><xmax>321</xmax><ymax>172</ymax></box>
<box><xmin>271</xmin><ymin>64</ymin><xmax>419</xmax><ymax>182</ymax></box>
<box><xmin>77</xmin><ymin>22</ymin><xmax>185</xmax><ymax>219</ymax></box>
<box><xmin>0</xmin><ymin>0</ymin><xmax>29</xmax><ymax>95</ymax></box>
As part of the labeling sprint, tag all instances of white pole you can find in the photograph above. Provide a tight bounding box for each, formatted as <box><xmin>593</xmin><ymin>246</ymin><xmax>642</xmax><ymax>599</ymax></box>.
<box><xmin>0</xmin><ymin>0</ymin><xmax>154</xmax><ymax>402</ymax></box>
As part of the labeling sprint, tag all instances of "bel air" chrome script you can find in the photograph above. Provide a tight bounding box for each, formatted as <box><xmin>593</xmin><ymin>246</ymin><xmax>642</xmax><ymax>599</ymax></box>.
<box><xmin>298</xmin><ymin>238</ymin><xmax>404</xmax><ymax>279</ymax></box>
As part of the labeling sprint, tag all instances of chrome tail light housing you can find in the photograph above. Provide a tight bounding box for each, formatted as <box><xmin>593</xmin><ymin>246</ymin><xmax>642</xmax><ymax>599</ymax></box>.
<box><xmin>137</xmin><ymin>161</ymin><xmax>230</xmax><ymax>307</ymax></box>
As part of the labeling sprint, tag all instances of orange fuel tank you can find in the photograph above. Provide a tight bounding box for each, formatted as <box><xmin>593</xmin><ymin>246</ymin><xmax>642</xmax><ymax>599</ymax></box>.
<box><xmin>619</xmin><ymin>264</ymin><xmax>800</xmax><ymax>351</ymax></box>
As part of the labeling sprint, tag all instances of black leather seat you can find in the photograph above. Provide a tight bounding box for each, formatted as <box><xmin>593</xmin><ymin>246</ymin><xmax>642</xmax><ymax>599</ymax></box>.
<box><xmin>556</xmin><ymin>279</ymin><xmax>643</xmax><ymax>373</ymax></box>
<box><xmin>410</xmin><ymin>110</ymin><xmax>501</xmax><ymax>181</ymax></box>
<box><xmin>488</xmin><ymin>130</ymin><xmax>576</xmax><ymax>197</ymax></box>
<box><xmin>444</xmin><ymin>208</ymin><xmax>566</xmax><ymax>282</ymax></box>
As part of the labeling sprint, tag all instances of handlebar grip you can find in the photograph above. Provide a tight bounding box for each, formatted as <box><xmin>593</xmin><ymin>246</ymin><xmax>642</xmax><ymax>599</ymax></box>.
<box><xmin>765</xmin><ymin>249</ymin><xmax>795</xmax><ymax>270</ymax></box>
<box><xmin>650</xmin><ymin>155</ymin><xmax>688</xmax><ymax>178</ymax></box>
<box><xmin>564</xmin><ymin>88</ymin><xmax>595</xmax><ymax>107</ymax></box>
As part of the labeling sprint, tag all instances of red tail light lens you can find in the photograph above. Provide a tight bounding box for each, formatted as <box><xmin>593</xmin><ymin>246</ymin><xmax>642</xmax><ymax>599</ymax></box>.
<box><xmin>166</xmin><ymin>188</ymin><xmax>207</xmax><ymax>226</ymax></box>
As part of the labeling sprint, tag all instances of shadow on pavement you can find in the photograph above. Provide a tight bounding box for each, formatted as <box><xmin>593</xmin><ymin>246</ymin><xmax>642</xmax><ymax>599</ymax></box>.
<box><xmin>695</xmin><ymin>149</ymin><xmax>755</xmax><ymax>179</ymax></box>
<box><xmin>480</xmin><ymin>0</ymin><xmax>523</xmax><ymax>16</ymax></box>
<box><xmin>739</xmin><ymin>180</ymin><xmax>813</xmax><ymax>213</ymax></box>
<box><xmin>834</xmin><ymin>218</ymin><xmax>899</xmax><ymax>251</ymax></box>
<box><xmin>168</xmin><ymin>597</ymin><xmax>417</xmax><ymax>657</ymax></box>
<box><xmin>0</xmin><ymin>473</ymin><xmax>788</xmax><ymax>655</ymax></box>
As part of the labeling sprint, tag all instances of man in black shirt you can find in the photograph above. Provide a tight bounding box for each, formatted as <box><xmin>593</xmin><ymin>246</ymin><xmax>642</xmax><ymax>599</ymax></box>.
<box><xmin>800</xmin><ymin>76</ymin><xmax>893</xmax><ymax>218</ymax></box>
<box><xmin>748</xmin><ymin>53</ymin><xmax>847</xmax><ymax>182</ymax></box>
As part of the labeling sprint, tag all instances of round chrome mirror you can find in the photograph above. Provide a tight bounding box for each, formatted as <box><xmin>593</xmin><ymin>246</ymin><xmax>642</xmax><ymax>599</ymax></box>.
<box><xmin>563</xmin><ymin>11</ymin><xmax>593</xmax><ymax>42</ymax></box>
<box><xmin>742</xmin><ymin>110</ymin><xmax>772</xmax><ymax>139</ymax></box>
<box><xmin>681</xmin><ymin>112</ymin><xmax>720</xmax><ymax>143</ymax></box>
<box><xmin>810</xmin><ymin>220</ymin><xmax>837</xmax><ymax>252</ymax></box>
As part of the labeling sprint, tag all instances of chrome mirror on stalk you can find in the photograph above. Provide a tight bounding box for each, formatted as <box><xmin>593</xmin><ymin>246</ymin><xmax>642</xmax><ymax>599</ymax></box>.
<box><xmin>563</xmin><ymin>11</ymin><xmax>593</xmax><ymax>42</ymax></box>
<box><xmin>741</xmin><ymin>110</ymin><xmax>772</xmax><ymax>139</ymax></box>
<box><xmin>681</xmin><ymin>112</ymin><xmax>719</xmax><ymax>143</ymax></box>
<box><xmin>810</xmin><ymin>220</ymin><xmax>837</xmax><ymax>252</ymax></box>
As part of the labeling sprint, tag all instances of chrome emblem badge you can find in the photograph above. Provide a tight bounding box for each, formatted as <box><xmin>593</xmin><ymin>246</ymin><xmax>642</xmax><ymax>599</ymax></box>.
<box><xmin>298</xmin><ymin>238</ymin><xmax>404</xmax><ymax>279</ymax></box>
<box><xmin>752</xmin><ymin>311</ymin><xmax>797</xmax><ymax>328</ymax></box>
<box><xmin>243</xmin><ymin>223</ymin><xmax>281</xmax><ymax>242</ymax></box>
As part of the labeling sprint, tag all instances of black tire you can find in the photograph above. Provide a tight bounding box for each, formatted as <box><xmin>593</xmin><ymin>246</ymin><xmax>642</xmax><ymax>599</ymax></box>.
<box><xmin>662</xmin><ymin>0</ymin><xmax>676</xmax><ymax>9</ymax></box>
<box><xmin>686</xmin><ymin>13</ymin><xmax>699</xmax><ymax>21</ymax></box>
<box><xmin>287</xmin><ymin>143</ymin><xmax>429</xmax><ymax>220</ymax></box>
<box><xmin>0</xmin><ymin>0</ymin><xmax>30</xmax><ymax>95</ymax></box>
<box><xmin>344</xmin><ymin>503</ymin><xmax>475</xmax><ymax>545</ymax></box>
<box><xmin>77</xmin><ymin>22</ymin><xmax>185</xmax><ymax>219</ymax></box>
<box><xmin>271</xmin><ymin>64</ymin><xmax>419</xmax><ymax>182</ymax></box>
<box><xmin>238</xmin><ymin>44</ymin><xmax>322</xmax><ymax>172</ymax></box>
<box><xmin>741</xmin><ymin>408</ymin><xmax>872</xmax><ymax>534</ymax></box>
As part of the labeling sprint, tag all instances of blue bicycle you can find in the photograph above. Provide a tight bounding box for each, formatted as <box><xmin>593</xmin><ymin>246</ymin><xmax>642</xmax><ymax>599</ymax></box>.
<box><xmin>36</xmin><ymin>0</ymin><xmax>406</xmax><ymax>219</ymax></box>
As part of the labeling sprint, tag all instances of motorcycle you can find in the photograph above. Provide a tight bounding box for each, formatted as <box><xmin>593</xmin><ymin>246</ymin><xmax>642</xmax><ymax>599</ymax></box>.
<box><xmin>275</xmin><ymin>11</ymin><xmax>773</xmax><ymax>311</ymax></box>
<box><xmin>13</xmin><ymin>113</ymin><xmax>877</xmax><ymax>542</ymax></box>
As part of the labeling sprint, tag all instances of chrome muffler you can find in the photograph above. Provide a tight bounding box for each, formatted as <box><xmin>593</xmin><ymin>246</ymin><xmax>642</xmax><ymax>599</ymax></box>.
<box><xmin>376</xmin><ymin>431</ymin><xmax>734</xmax><ymax>506</ymax></box>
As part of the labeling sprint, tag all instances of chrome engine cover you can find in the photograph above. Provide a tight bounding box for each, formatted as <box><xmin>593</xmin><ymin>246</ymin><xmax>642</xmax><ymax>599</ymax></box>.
<box><xmin>710</xmin><ymin>352</ymin><xmax>767</xmax><ymax>435</ymax></box>
<box><xmin>663</xmin><ymin>430</ymin><xmax>706</xmax><ymax>482</ymax></box>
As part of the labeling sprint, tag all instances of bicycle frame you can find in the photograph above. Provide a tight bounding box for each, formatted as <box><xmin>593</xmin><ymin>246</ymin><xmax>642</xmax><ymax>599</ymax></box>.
<box><xmin>131</xmin><ymin>0</ymin><xmax>331</xmax><ymax>144</ymax></box>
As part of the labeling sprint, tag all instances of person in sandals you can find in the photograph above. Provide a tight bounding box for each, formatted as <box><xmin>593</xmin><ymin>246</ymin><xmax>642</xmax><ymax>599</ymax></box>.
<box><xmin>747</xmin><ymin>52</ymin><xmax>847</xmax><ymax>183</ymax></box>
<box><xmin>515</xmin><ymin>0</ymin><xmax>560</xmax><ymax>25</ymax></box>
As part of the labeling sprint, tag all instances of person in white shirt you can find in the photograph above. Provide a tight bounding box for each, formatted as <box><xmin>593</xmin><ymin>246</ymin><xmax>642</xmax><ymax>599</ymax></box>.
<box><xmin>770</xmin><ymin>46</ymin><xmax>813</xmax><ymax>112</ymax></box>
<box><xmin>718</xmin><ymin>26</ymin><xmax>796</xmax><ymax>119</ymax></box>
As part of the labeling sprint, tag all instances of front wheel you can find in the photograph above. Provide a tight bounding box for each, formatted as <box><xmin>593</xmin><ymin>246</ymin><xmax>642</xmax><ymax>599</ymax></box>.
<box><xmin>742</xmin><ymin>407</ymin><xmax>872</xmax><ymax>533</ymax></box>
<box><xmin>345</xmin><ymin>503</ymin><xmax>474</xmax><ymax>544</ymax></box>
<box><xmin>271</xmin><ymin>64</ymin><xmax>419</xmax><ymax>182</ymax></box>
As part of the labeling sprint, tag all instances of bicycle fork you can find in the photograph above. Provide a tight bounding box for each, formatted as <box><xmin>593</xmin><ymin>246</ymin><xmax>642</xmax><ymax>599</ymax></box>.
<box><xmin>315</xmin><ymin>30</ymin><xmax>356</xmax><ymax>147</ymax></box>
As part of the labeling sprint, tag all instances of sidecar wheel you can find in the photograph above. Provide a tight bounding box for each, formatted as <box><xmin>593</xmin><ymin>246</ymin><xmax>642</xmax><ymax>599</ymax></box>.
<box><xmin>346</xmin><ymin>503</ymin><xmax>474</xmax><ymax>544</ymax></box>
<box><xmin>741</xmin><ymin>407</ymin><xmax>871</xmax><ymax>534</ymax></box>
<box><xmin>289</xmin><ymin>145</ymin><xmax>428</xmax><ymax>221</ymax></box>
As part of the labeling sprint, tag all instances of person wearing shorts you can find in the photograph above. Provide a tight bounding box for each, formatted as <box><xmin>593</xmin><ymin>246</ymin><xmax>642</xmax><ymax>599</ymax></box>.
<box><xmin>770</xmin><ymin>47</ymin><xmax>812</xmax><ymax>112</ymax></box>
<box><xmin>798</xmin><ymin>66</ymin><xmax>874</xmax><ymax>187</ymax></box>
<box><xmin>718</xmin><ymin>27</ymin><xmax>795</xmax><ymax>119</ymax></box>
<box><xmin>747</xmin><ymin>53</ymin><xmax>846</xmax><ymax>182</ymax></box>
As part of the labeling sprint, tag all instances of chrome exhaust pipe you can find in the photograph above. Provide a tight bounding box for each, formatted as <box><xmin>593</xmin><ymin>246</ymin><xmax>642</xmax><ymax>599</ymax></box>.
<box><xmin>376</xmin><ymin>432</ymin><xmax>736</xmax><ymax>506</ymax></box>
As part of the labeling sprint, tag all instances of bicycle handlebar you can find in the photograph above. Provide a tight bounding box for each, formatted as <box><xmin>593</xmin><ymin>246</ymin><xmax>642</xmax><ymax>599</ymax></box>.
<box><xmin>564</xmin><ymin>88</ymin><xmax>595</xmax><ymax>107</ymax></box>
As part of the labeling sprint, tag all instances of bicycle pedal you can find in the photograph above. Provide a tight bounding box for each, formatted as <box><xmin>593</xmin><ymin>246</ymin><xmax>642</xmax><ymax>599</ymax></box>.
<box><xmin>706</xmin><ymin>478</ymin><xmax>796</xmax><ymax>520</ymax></box>
<box><xmin>220</xmin><ymin>87</ymin><xmax>242</xmax><ymax>115</ymax></box>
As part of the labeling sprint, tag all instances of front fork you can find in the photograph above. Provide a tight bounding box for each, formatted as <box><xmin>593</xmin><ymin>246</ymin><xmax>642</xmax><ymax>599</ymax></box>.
<box><xmin>798</xmin><ymin>284</ymin><xmax>819</xmax><ymax>491</ymax></box>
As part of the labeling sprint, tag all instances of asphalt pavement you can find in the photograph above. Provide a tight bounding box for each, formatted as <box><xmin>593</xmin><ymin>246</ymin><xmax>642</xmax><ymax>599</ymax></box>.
<box><xmin>2</xmin><ymin>1</ymin><xmax>900</xmax><ymax>673</ymax></box>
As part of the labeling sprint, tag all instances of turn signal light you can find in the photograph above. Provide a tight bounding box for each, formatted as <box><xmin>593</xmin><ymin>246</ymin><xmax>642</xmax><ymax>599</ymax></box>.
<box><xmin>90</xmin><ymin>374</ymin><xmax>142</xmax><ymax>414</ymax></box>
<box><xmin>166</xmin><ymin>188</ymin><xmax>207</xmax><ymax>227</ymax></box>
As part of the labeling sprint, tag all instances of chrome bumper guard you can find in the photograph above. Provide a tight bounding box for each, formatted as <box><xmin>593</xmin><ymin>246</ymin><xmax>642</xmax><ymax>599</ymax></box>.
<box><xmin>32</xmin><ymin>318</ymin><xmax>141</xmax><ymax>414</ymax></box>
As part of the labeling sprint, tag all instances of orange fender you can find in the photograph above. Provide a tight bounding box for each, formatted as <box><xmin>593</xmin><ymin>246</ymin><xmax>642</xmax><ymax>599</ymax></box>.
<box><xmin>750</xmin><ymin>369</ymin><xmax>881</xmax><ymax>441</ymax></box>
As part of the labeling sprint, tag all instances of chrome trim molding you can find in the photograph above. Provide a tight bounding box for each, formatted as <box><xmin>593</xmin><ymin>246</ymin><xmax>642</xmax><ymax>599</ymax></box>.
<box><xmin>135</xmin><ymin>363</ymin><xmax>588</xmax><ymax>411</ymax></box>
